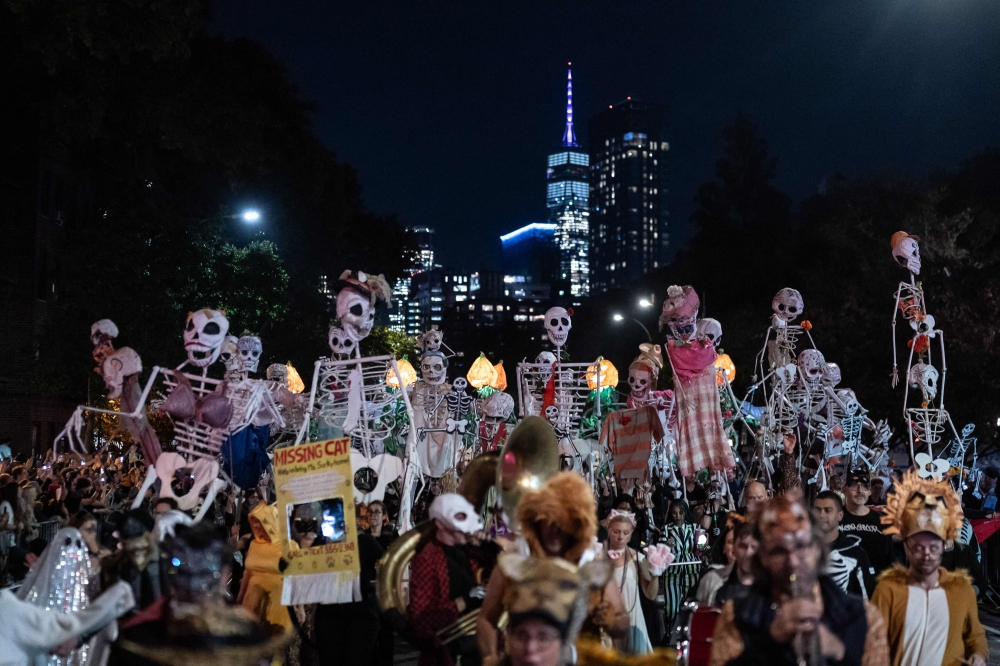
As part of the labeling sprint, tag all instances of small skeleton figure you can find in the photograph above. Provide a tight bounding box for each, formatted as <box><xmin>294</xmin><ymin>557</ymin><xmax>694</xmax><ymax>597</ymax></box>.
<box><xmin>945</xmin><ymin>423</ymin><xmax>977</xmax><ymax>473</ymax></box>
<box><xmin>660</xmin><ymin>285</ymin><xmax>698</xmax><ymax>342</ymax></box>
<box><xmin>237</xmin><ymin>334</ymin><xmax>263</xmax><ymax>374</ymax></box>
<box><xmin>763</xmin><ymin>288</ymin><xmax>810</xmax><ymax>370</ymax></box>
<box><xmin>219</xmin><ymin>335</ymin><xmax>241</xmax><ymax>381</ymax></box>
<box><xmin>417</xmin><ymin>327</ymin><xmax>459</xmax><ymax>358</ymax></box>
<box><xmin>889</xmin><ymin>231</ymin><xmax>929</xmax><ymax>387</ymax></box>
<box><xmin>445</xmin><ymin>376</ymin><xmax>476</xmax><ymax>418</ymax></box>
<box><xmin>411</xmin><ymin>351</ymin><xmax>462</xmax><ymax>479</ymax></box>
<box><xmin>91</xmin><ymin>318</ymin><xmax>119</xmax><ymax>370</ymax></box>
<box><xmin>476</xmin><ymin>390</ymin><xmax>514</xmax><ymax>453</ymax></box>
<box><xmin>697</xmin><ymin>318</ymin><xmax>723</xmax><ymax>348</ymax></box>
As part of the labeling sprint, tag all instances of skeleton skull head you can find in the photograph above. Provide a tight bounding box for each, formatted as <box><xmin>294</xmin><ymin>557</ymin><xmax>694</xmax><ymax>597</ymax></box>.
<box><xmin>183</xmin><ymin>309</ymin><xmax>230</xmax><ymax>368</ymax></box>
<box><xmin>336</xmin><ymin>285</ymin><xmax>376</xmax><ymax>342</ymax></box>
<box><xmin>328</xmin><ymin>326</ymin><xmax>357</xmax><ymax>358</ymax></box>
<box><xmin>452</xmin><ymin>377</ymin><xmax>468</xmax><ymax>393</ymax></box>
<box><xmin>544</xmin><ymin>307</ymin><xmax>572</xmax><ymax>347</ymax></box>
<box><xmin>90</xmin><ymin>319</ymin><xmax>119</xmax><ymax>346</ymax></box>
<box><xmin>219</xmin><ymin>335</ymin><xmax>239</xmax><ymax>372</ymax></box>
<box><xmin>628</xmin><ymin>366</ymin><xmax>653</xmax><ymax>401</ymax></box>
<box><xmin>908</xmin><ymin>363</ymin><xmax>939</xmax><ymax>403</ymax></box>
<box><xmin>797</xmin><ymin>349</ymin><xmax>827</xmax><ymax>385</ymax></box>
<box><xmin>237</xmin><ymin>335</ymin><xmax>263</xmax><ymax>374</ymax></box>
<box><xmin>102</xmin><ymin>347</ymin><xmax>142</xmax><ymax>399</ymax></box>
<box><xmin>266</xmin><ymin>363</ymin><xmax>287</xmax><ymax>385</ymax></box>
<box><xmin>420</xmin><ymin>352</ymin><xmax>448</xmax><ymax>385</ymax></box>
<box><xmin>536</xmin><ymin>351</ymin><xmax>556</xmax><ymax>365</ymax></box>
<box><xmin>962</xmin><ymin>423</ymin><xmax>975</xmax><ymax>438</ymax></box>
<box><xmin>822</xmin><ymin>363</ymin><xmax>842</xmax><ymax>388</ymax></box>
<box><xmin>696</xmin><ymin>318</ymin><xmax>723</xmax><ymax>347</ymax></box>
<box><xmin>772</xmin><ymin>288</ymin><xmax>804</xmax><ymax>323</ymax></box>
<box><xmin>544</xmin><ymin>404</ymin><xmax>559</xmax><ymax>424</ymax></box>
<box><xmin>421</xmin><ymin>329</ymin><xmax>443</xmax><ymax>352</ymax></box>
<box><xmin>891</xmin><ymin>232</ymin><xmax>921</xmax><ymax>275</ymax></box>
<box><xmin>480</xmin><ymin>391</ymin><xmax>514</xmax><ymax>420</ymax></box>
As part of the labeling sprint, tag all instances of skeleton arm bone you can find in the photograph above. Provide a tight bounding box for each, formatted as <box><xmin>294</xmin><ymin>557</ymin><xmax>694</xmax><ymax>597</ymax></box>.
<box><xmin>890</xmin><ymin>283</ymin><xmax>905</xmax><ymax>387</ymax></box>
<box><xmin>130</xmin><ymin>465</ymin><xmax>159</xmax><ymax>510</ymax></box>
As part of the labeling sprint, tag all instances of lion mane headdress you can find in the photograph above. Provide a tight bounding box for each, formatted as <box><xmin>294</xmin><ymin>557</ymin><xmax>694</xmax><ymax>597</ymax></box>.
<box><xmin>880</xmin><ymin>468</ymin><xmax>963</xmax><ymax>542</ymax></box>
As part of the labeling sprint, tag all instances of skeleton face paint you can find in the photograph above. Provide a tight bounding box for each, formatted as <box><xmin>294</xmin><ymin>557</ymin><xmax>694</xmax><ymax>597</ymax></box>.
<box><xmin>797</xmin><ymin>349</ymin><xmax>826</xmax><ymax>385</ymax></box>
<box><xmin>544</xmin><ymin>307</ymin><xmax>572</xmax><ymax>347</ymax></box>
<box><xmin>336</xmin><ymin>286</ymin><xmax>375</xmax><ymax>342</ymax></box>
<box><xmin>328</xmin><ymin>326</ymin><xmax>357</xmax><ymax>358</ymax></box>
<box><xmin>908</xmin><ymin>363</ymin><xmax>939</xmax><ymax>403</ymax></box>
<box><xmin>697</xmin><ymin>318</ymin><xmax>723</xmax><ymax>347</ymax></box>
<box><xmin>772</xmin><ymin>288</ymin><xmax>804</xmax><ymax>323</ymax></box>
<box><xmin>237</xmin><ymin>335</ymin><xmax>262</xmax><ymax>373</ymax></box>
<box><xmin>628</xmin><ymin>367</ymin><xmax>653</xmax><ymax>401</ymax></box>
<box><xmin>183</xmin><ymin>309</ymin><xmax>230</xmax><ymax>368</ymax></box>
<box><xmin>420</xmin><ymin>352</ymin><xmax>448</xmax><ymax>385</ymax></box>
<box><xmin>892</xmin><ymin>235</ymin><xmax>921</xmax><ymax>275</ymax></box>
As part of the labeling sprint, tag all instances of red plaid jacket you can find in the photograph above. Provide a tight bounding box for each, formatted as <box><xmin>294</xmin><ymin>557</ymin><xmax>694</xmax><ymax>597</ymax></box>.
<box><xmin>407</xmin><ymin>539</ymin><xmax>459</xmax><ymax>666</ymax></box>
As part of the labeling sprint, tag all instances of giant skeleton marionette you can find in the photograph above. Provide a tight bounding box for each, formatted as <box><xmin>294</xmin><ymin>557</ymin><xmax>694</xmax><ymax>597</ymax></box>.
<box><xmin>660</xmin><ymin>285</ymin><xmax>735</xmax><ymax>485</ymax></box>
<box><xmin>515</xmin><ymin>307</ymin><xmax>607</xmax><ymax>480</ymax></box>
<box><xmin>296</xmin><ymin>271</ymin><xmax>418</xmax><ymax>526</ymax></box>
<box><xmin>887</xmin><ymin>231</ymin><xmax>962</xmax><ymax>461</ymax></box>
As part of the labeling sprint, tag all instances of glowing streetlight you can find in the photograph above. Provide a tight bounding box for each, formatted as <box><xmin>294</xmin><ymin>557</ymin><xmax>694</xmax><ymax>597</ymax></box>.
<box><xmin>613</xmin><ymin>314</ymin><xmax>624</xmax><ymax>321</ymax></box>
<box><xmin>639</xmin><ymin>299</ymin><xmax>652</xmax><ymax>308</ymax></box>
<box><xmin>242</xmin><ymin>210</ymin><xmax>261</xmax><ymax>223</ymax></box>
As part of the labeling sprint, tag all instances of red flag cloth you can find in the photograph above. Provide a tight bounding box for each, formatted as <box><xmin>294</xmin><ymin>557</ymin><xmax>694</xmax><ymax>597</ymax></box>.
<box><xmin>971</xmin><ymin>516</ymin><xmax>1000</xmax><ymax>543</ymax></box>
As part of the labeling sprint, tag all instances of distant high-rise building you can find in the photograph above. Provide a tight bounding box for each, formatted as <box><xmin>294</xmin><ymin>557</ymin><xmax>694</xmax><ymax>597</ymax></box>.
<box><xmin>500</xmin><ymin>222</ymin><xmax>560</xmax><ymax>286</ymax></box>
<box><xmin>390</xmin><ymin>225</ymin><xmax>439</xmax><ymax>332</ymax></box>
<box><xmin>588</xmin><ymin>99</ymin><xmax>670</xmax><ymax>294</ymax></box>
<box><xmin>412</xmin><ymin>226</ymin><xmax>438</xmax><ymax>272</ymax></box>
<box><xmin>547</xmin><ymin>65</ymin><xmax>590</xmax><ymax>297</ymax></box>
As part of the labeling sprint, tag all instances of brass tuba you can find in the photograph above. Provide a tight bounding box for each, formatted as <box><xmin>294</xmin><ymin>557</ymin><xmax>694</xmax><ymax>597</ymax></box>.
<box><xmin>375</xmin><ymin>416</ymin><xmax>559</xmax><ymax>643</ymax></box>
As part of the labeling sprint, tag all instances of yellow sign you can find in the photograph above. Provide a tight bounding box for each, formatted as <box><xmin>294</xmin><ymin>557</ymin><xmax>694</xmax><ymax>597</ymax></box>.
<box><xmin>274</xmin><ymin>438</ymin><xmax>360</xmax><ymax>578</ymax></box>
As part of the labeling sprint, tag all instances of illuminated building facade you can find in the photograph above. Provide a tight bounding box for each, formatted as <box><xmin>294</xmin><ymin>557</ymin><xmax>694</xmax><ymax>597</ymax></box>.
<box><xmin>588</xmin><ymin>99</ymin><xmax>670</xmax><ymax>294</ymax></box>
<box><xmin>547</xmin><ymin>66</ymin><xmax>590</xmax><ymax>297</ymax></box>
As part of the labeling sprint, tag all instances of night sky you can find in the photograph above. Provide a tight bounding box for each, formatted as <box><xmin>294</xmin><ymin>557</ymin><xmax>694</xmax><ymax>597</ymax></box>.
<box><xmin>213</xmin><ymin>1</ymin><xmax>1000</xmax><ymax>271</ymax></box>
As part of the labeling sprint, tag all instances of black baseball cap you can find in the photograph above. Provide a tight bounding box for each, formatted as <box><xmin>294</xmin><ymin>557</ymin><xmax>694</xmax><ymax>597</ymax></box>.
<box><xmin>844</xmin><ymin>470</ymin><xmax>870</xmax><ymax>487</ymax></box>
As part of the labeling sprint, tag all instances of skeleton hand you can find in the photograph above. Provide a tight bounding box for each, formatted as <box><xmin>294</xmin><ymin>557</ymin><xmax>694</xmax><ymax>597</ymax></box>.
<box><xmin>890</xmin><ymin>366</ymin><xmax>899</xmax><ymax>388</ymax></box>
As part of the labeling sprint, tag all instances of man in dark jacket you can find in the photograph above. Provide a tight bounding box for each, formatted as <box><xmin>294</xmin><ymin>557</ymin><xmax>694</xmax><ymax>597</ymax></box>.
<box><xmin>813</xmin><ymin>491</ymin><xmax>875</xmax><ymax>598</ymax></box>
<box><xmin>710</xmin><ymin>492</ymin><xmax>888</xmax><ymax>666</ymax></box>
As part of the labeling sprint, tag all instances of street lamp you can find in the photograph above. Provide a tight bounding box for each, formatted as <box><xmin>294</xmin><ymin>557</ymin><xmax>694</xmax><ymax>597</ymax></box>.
<box><xmin>612</xmin><ymin>314</ymin><xmax>651</xmax><ymax>342</ymax></box>
<box><xmin>242</xmin><ymin>210</ymin><xmax>261</xmax><ymax>223</ymax></box>
<box><xmin>639</xmin><ymin>299</ymin><xmax>652</xmax><ymax>308</ymax></box>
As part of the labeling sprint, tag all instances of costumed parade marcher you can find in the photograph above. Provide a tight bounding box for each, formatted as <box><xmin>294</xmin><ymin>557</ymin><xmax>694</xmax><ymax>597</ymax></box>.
<box><xmin>871</xmin><ymin>469</ymin><xmax>988</xmax><ymax>666</ymax></box>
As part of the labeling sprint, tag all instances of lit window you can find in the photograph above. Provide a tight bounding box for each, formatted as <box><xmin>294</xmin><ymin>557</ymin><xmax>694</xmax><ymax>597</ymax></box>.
<box><xmin>456</xmin><ymin>294</ymin><xmax>467</xmax><ymax>302</ymax></box>
<box><xmin>468</xmin><ymin>304</ymin><xmax>475</xmax><ymax>311</ymax></box>
<box><xmin>481</xmin><ymin>304</ymin><xmax>494</xmax><ymax>312</ymax></box>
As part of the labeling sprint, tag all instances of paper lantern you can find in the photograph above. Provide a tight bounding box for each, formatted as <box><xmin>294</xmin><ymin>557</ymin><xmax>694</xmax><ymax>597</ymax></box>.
<box><xmin>714</xmin><ymin>353</ymin><xmax>736</xmax><ymax>386</ymax></box>
<box><xmin>286</xmin><ymin>363</ymin><xmax>306</xmax><ymax>394</ymax></box>
<box><xmin>386</xmin><ymin>358</ymin><xmax>417</xmax><ymax>389</ymax></box>
<box><xmin>586</xmin><ymin>358</ymin><xmax>619</xmax><ymax>390</ymax></box>
<box><xmin>467</xmin><ymin>353</ymin><xmax>498</xmax><ymax>389</ymax></box>
<box><xmin>491</xmin><ymin>361</ymin><xmax>508</xmax><ymax>391</ymax></box>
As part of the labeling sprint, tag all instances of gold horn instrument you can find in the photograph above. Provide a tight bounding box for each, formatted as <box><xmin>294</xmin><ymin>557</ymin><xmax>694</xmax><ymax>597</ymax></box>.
<box><xmin>376</xmin><ymin>417</ymin><xmax>558</xmax><ymax>645</ymax></box>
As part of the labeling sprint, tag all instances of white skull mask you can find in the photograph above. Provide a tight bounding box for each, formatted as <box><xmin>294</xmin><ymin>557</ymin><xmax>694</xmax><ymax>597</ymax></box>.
<box><xmin>892</xmin><ymin>236</ymin><xmax>921</xmax><ymax>275</ymax></box>
<box><xmin>219</xmin><ymin>335</ymin><xmax>240</xmax><ymax>373</ymax></box>
<box><xmin>336</xmin><ymin>286</ymin><xmax>375</xmax><ymax>342</ymax></box>
<box><xmin>908</xmin><ymin>363</ymin><xmax>939</xmax><ymax>403</ymax></box>
<box><xmin>328</xmin><ymin>326</ymin><xmax>357</xmax><ymax>358</ymax></box>
<box><xmin>544</xmin><ymin>307</ymin><xmax>572</xmax><ymax>347</ymax></box>
<box><xmin>797</xmin><ymin>349</ymin><xmax>826</xmax><ymax>385</ymax></box>
<box><xmin>266</xmin><ymin>363</ymin><xmax>287</xmax><ymax>385</ymax></box>
<box><xmin>90</xmin><ymin>319</ymin><xmax>119</xmax><ymax>346</ymax></box>
<box><xmin>771</xmin><ymin>288</ymin><xmax>804</xmax><ymax>323</ymax></box>
<box><xmin>696</xmin><ymin>318</ymin><xmax>722</xmax><ymax>347</ymax></box>
<box><xmin>422</xmin><ymin>329</ymin><xmax>443</xmax><ymax>352</ymax></box>
<box><xmin>183</xmin><ymin>309</ymin><xmax>230</xmax><ymax>368</ymax></box>
<box><xmin>822</xmin><ymin>363</ymin><xmax>841</xmax><ymax>388</ymax></box>
<box><xmin>628</xmin><ymin>367</ymin><xmax>653</xmax><ymax>401</ymax></box>
<box><xmin>237</xmin><ymin>335</ymin><xmax>263</xmax><ymax>373</ymax></box>
<box><xmin>429</xmin><ymin>493</ymin><xmax>483</xmax><ymax>534</ymax></box>
<box><xmin>535</xmin><ymin>351</ymin><xmax>556</xmax><ymax>383</ymax></box>
<box><xmin>544</xmin><ymin>405</ymin><xmax>559</xmax><ymax>424</ymax></box>
<box><xmin>452</xmin><ymin>377</ymin><xmax>468</xmax><ymax>393</ymax></box>
<box><xmin>102</xmin><ymin>347</ymin><xmax>142</xmax><ymax>399</ymax></box>
<box><xmin>420</xmin><ymin>352</ymin><xmax>448</xmax><ymax>385</ymax></box>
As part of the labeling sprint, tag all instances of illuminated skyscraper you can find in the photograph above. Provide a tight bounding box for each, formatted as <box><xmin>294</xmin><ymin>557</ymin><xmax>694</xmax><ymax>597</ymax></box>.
<box><xmin>547</xmin><ymin>65</ymin><xmax>590</xmax><ymax>297</ymax></box>
<box><xmin>588</xmin><ymin>99</ymin><xmax>669</xmax><ymax>294</ymax></box>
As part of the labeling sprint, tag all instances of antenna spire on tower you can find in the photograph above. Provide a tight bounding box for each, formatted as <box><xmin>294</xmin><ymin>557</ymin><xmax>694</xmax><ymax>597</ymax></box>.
<box><xmin>561</xmin><ymin>64</ymin><xmax>578</xmax><ymax>147</ymax></box>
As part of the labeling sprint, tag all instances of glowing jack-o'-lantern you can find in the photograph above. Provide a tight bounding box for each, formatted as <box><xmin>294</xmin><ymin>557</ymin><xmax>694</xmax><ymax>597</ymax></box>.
<box><xmin>285</xmin><ymin>363</ymin><xmax>306</xmax><ymax>393</ymax></box>
<box><xmin>386</xmin><ymin>358</ymin><xmax>417</xmax><ymax>389</ymax></box>
<box><xmin>491</xmin><ymin>361</ymin><xmax>508</xmax><ymax>391</ymax></box>
<box><xmin>714</xmin><ymin>353</ymin><xmax>736</xmax><ymax>386</ymax></box>
<box><xmin>586</xmin><ymin>358</ymin><xmax>619</xmax><ymax>390</ymax></box>
<box><xmin>467</xmin><ymin>353</ymin><xmax>498</xmax><ymax>389</ymax></box>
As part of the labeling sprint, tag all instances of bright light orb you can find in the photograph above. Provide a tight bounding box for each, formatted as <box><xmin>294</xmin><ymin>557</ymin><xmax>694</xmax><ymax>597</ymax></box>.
<box><xmin>242</xmin><ymin>210</ymin><xmax>261</xmax><ymax>223</ymax></box>
<box><xmin>639</xmin><ymin>299</ymin><xmax>652</xmax><ymax>308</ymax></box>
<box><xmin>613</xmin><ymin>314</ymin><xmax>624</xmax><ymax>322</ymax></box>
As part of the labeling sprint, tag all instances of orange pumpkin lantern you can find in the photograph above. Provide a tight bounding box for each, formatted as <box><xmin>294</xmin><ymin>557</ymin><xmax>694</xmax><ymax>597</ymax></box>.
<box><xmin>491</xmin><ymin>361</ymin><xmax>508</xmax><ymax>391</ymax></box>
<box><xmin>467</xmin><ymin>353</ymin><xmax>498</xmax><ymax>389</ymax></box>
<box><xmin>286</xmin><ymin>363</ymin><xmax>306</xmax><ymax>394</ymax></box>
<box><xmin>713</xmin><ymin>353</ymin><xmax>736</xmax><ymax>386</ymax></box>
<box><xmin>586</xmin><ymin>358</ymin><xmax>619</xmax><ymax>390</ymax></box>
<box><xmin>386</xmin><ymin>358</ymin><xmax>417</xmax><ymax>389</ymax></box>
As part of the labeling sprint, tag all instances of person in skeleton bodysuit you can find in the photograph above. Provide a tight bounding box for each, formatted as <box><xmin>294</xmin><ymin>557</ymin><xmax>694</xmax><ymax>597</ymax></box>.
<box><xmin>660</xmin><ymin>285</ymin><xmax>734</xmax><ymax>478</ymax></box>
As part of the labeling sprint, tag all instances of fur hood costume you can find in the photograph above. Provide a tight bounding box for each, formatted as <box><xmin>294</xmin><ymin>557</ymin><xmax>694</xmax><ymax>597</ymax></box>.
<box><xmin>517</xmin><ymin>472</ymin><xmax>598</xmax><ymax>564</ymax></box>
<box><xmin>871</xmin><ymin>565</ymin><xmax>987</xmax><ymax>666</ymax></box>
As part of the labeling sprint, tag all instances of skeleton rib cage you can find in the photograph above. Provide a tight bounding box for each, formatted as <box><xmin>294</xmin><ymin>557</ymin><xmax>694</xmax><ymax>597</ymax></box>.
<box><xmin>161</xmin><ymin>367</ymin><xmax>228</xmax><ymax>462</ymax></box>
<box><xmin>515</xmin><ymin>361</ymin><xmax>602</xmax><ymax>432</ymax></box>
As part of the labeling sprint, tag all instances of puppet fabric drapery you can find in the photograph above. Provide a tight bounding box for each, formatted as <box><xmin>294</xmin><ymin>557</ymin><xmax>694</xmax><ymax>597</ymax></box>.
<box><xmin>667</xmin><ymin>340</ymin><xmax>734</xmax><ymax>477</ymax></box>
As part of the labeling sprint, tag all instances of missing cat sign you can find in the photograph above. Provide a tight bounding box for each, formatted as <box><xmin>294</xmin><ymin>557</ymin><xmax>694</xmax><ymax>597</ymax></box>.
<box><xmin>276</xmin><ymin>438</ymin><xmax>360</xmax><ymax>604</ymax></box>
